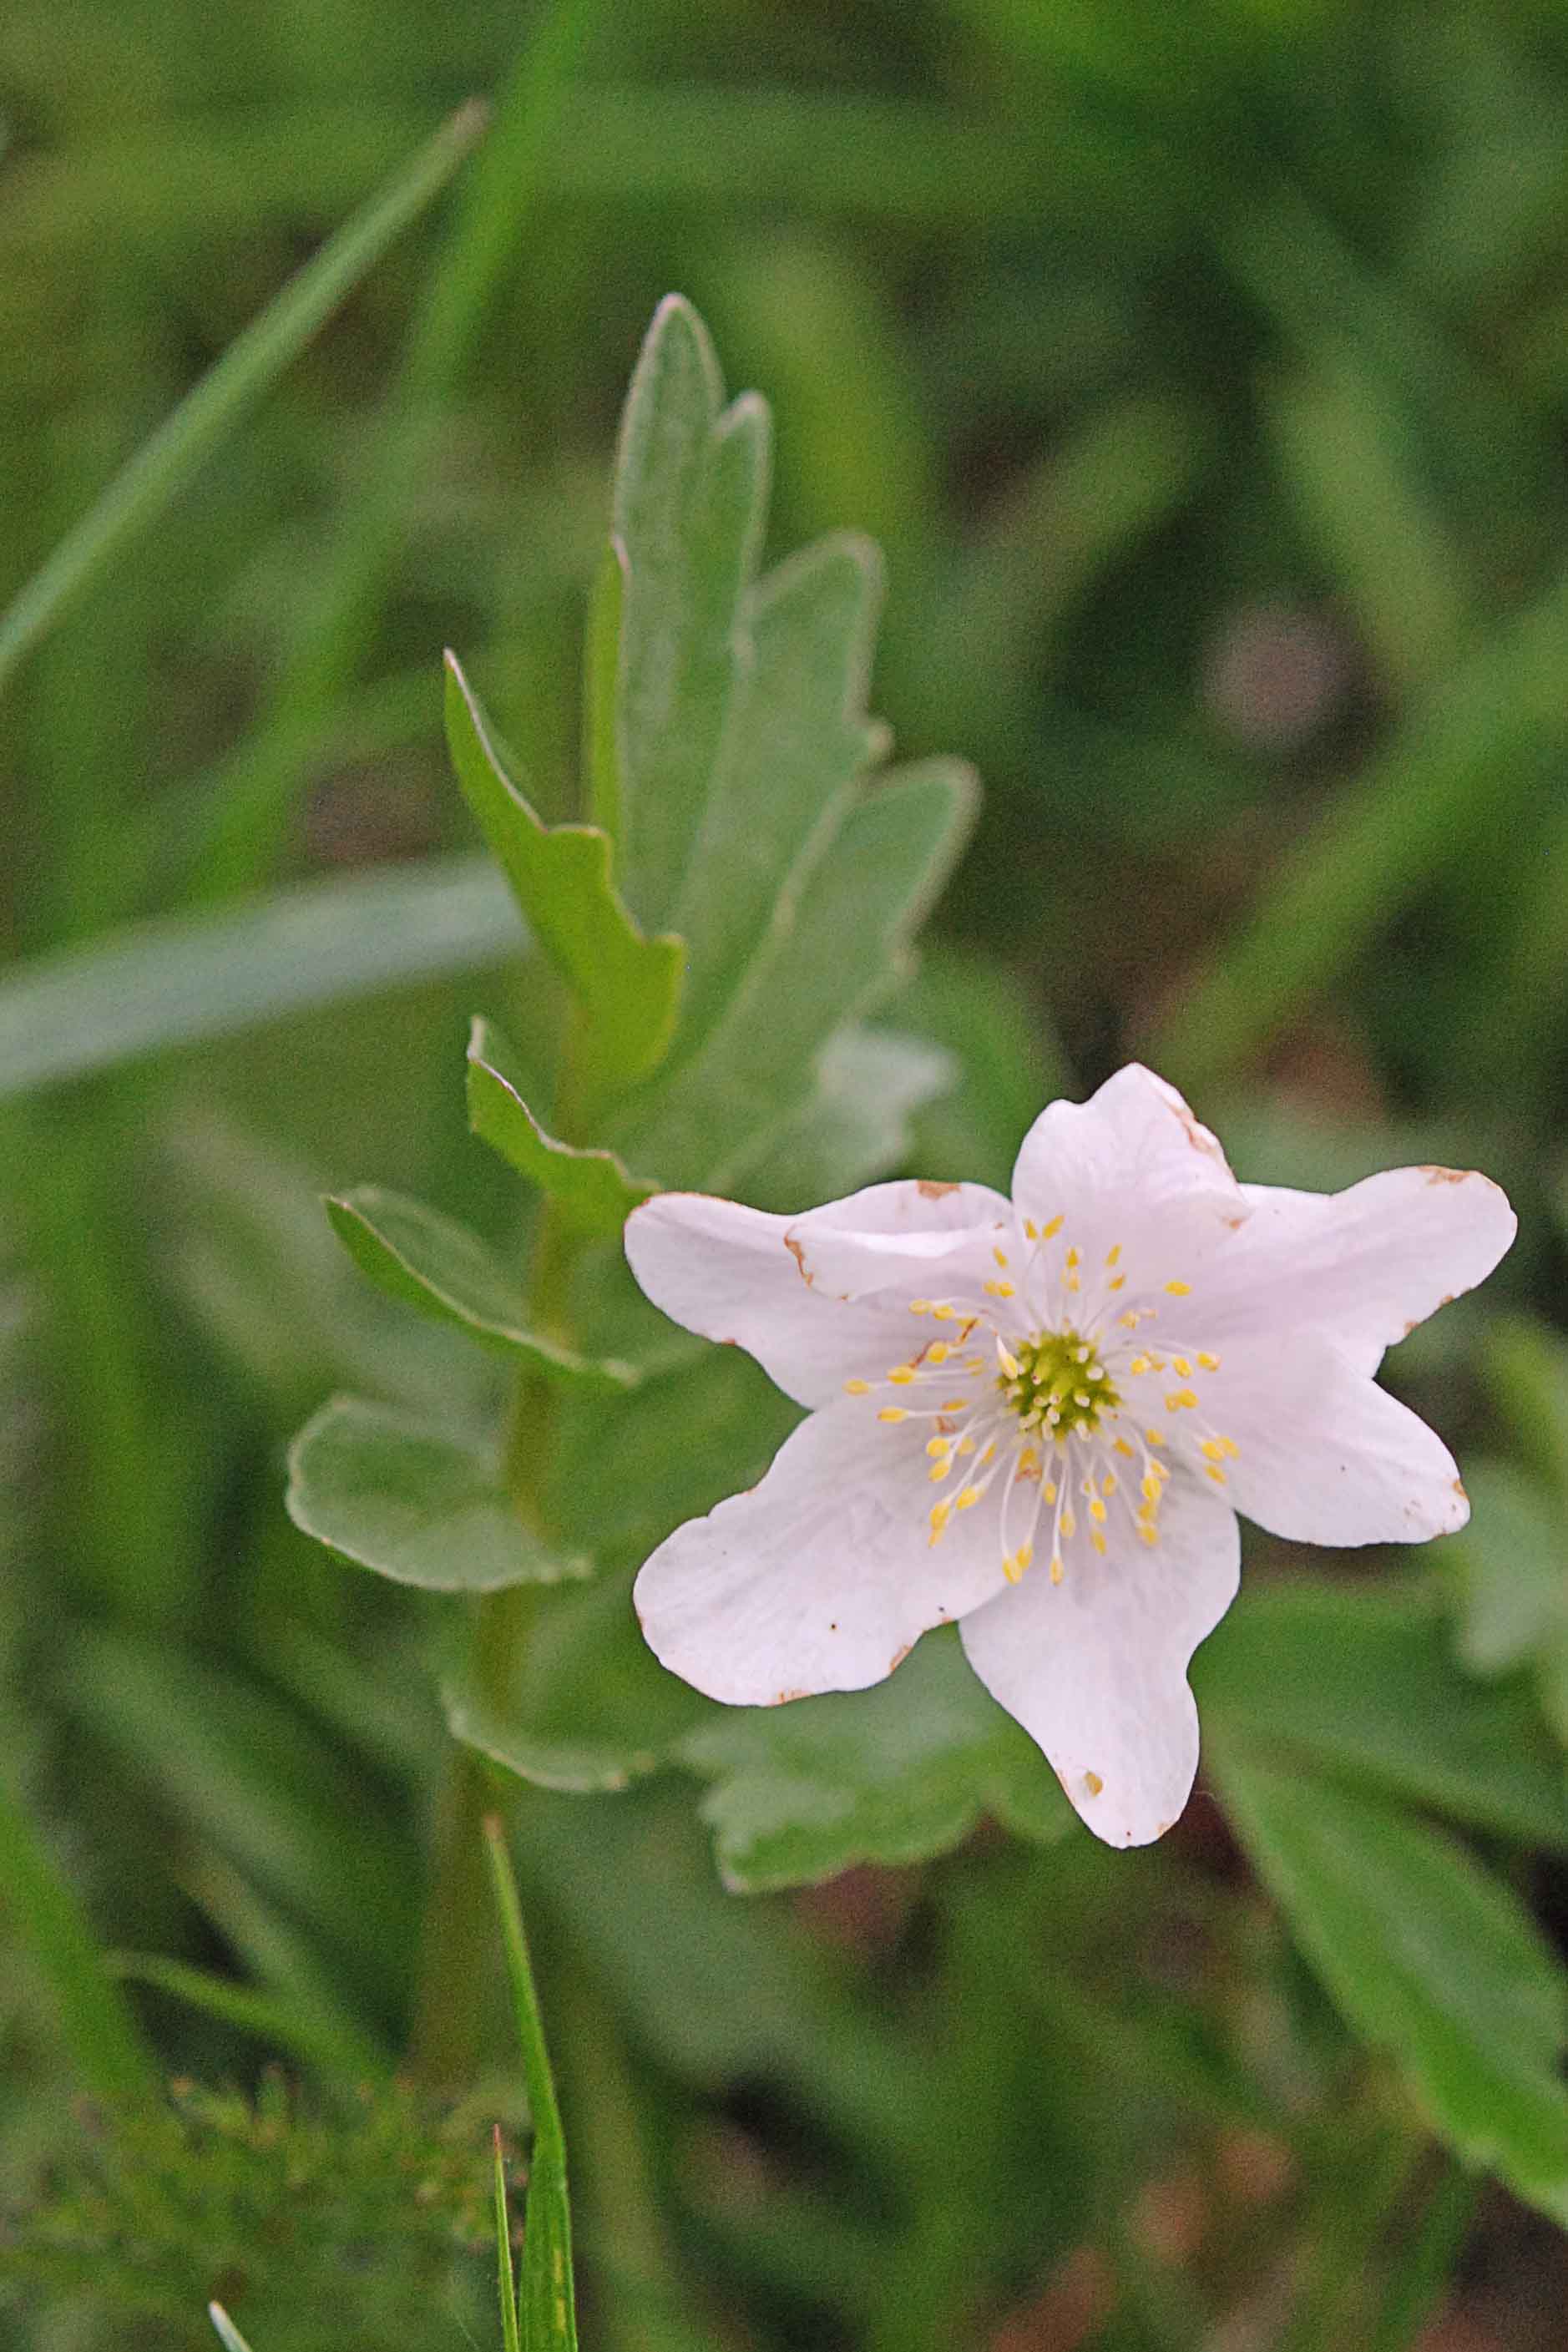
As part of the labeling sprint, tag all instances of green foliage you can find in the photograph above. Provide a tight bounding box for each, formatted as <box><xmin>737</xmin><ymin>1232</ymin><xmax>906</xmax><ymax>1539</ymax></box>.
<box><xmin>467</xmin><ymin>1016</ymin><xmax>655</xmax><ymax>1238</ymax></box>
<box><xmin>486</xmin><ymin>1824</ymin><xmax>578</xmax><ymax>2351</ymax></box>
<box><xmin>324</xmin><ymin>1187</ymin><xmax>636</xmax><ymax>1386</ymax></box>
<box><xmin>4</xmin><ymin>2077</ymin><xmax>495</xmax><ymax>2349</ymax></box>
<box><xmin>444</xmin><ymin>655</ymin><xmax>684</xmax><ymax>1090</ymax></box>
<box><xmin>287</xmin><ymin>1397</ymin><xmax>589</xmax><ymax>1591</ymax></box>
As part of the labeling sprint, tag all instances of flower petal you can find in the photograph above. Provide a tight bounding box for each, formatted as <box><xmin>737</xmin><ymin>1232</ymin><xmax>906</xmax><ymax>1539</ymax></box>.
<box><xmin>784</xmin><ymin>1177</ymin><xmax>1014</xmax><ymax>1301</ymax></box>
<box><xmin>625</xmin><ymin>1184</ymin><xmax>1009</xmax><ymax>1407</ymax></box>
<box><xmin>634</xmin><ymin>1400</ymin><xmax>1014</xmax><ymax>1704</ymax></box>
<box><xmin>960</xmin><ymin>1472</ymin><xmax>1240</xmax><ymax>1848</ymax></box>
<box><xmin>1009</xmin><ymin>1065</ymin><xmax>1248</xmax><ymax>1288</ymax></box>
<box><xmin>1206</xmin><ymin>1339</ymin><xmax>1469</xmax><ymax>1545</ymax></box>
<box><xmin>1196</xmin><ymin>1166</ymin><xmax>1516</xmax><ymax>1372</ymax></box>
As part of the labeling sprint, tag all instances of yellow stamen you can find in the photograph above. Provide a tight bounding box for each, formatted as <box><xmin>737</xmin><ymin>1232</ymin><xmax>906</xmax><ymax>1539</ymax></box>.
<box><xmin>933</xmin><ymin>1303</ymin><xmax>957</xmax><ymax>1321</ymax></box>
<box><xmin>993</xmin><ymin>1246</ymin><xmax>1009</xmax><ymax>1268</ymax></box>
<box><xmin>1050</xmin><ymin>1555</ymin><xmax>1064</xmax><ymax>1584</ymax></box>
<box><xmin>1172</xmin><ymin>1356</ymin><xmax>1192</xmax><ymax>1378</ymax></box>
<box><xmin>878</xmin><ymin>1407</ymin><xmax>908</xmax><ymax>1423</ymax></box>
<box><xmin>888</xmin><ymin>1366</ymin><xmax>915</xmax><ymax>1385</ymax></box>
<box><xmin>1092</xmin><ymin>1530</ymin><xmax>1107</xmax><ymax>1555</ymax></box>
<box><xmin>926</xmin><ymin>1437</ymin><xmax>951</xmax><ymax>1458</ymax></box>
<box><xmin>1060</xmin><ymin>1510</ymin><xmax>1077</xmax><ymax>1540</ymax></box>
<box><xmin>1089</xmin><ymin>1499</ymin><xmax>1107</xmax><ymax>1524</ymax></box>
<box><xmin>1129</xmin><ymin>1354</ymin><xmax>1151</xmax><ymax>1376</ymax></box>
<box><xmin>1165</xmin><ymin>1279</ymin><xmax>1191</xmax><ymax>1296</ymax></box>
<box><xmin>1197</xmin><ymin>1352</ymin><xmax>1221</xmax><ymax>1371</ymax></box>
<box><xmin>1041</xmin><ymin>1215</ymin><xmax>1065</xmax><ymax>1240</ymax></box>
<box><xmin>908</xmin><ymin>1299</ymin><xmax>932</xmax><ymax>1316</ymax></box>
<box><xmin>843</xmin><ymin>1378</ymin><xmax>871</xmax><ymax>1396</ymax></box>
<box><xmin>1146</xmin><ymin>1428</ymin><xmax>1166</xmax><ymax>1447</ymax></box>
<box><xmin>929</xmin><ymin>1500</ymin><xmax>953</xmax><ymax>1540</ymax></box>
<box><xmin>955</xmin><ymin>1485</ymin><xmax>983</xmax><ymax>1511</ymax></box>
<box><xmin>984</xmin><ymin>1278</ymin><xmax>1015</xmax><ymax>1299</ymax></box>
<box><xmin>1043</xmin><ymin>1480</ymin><xmax>1058</xmax><ymax>1504</ymax></box>
<box><xmin>926</xmin><ymin>1342</ymin><xmax>952</xmax><ymax>1364</ymax></box>
<box><xmin>1206</xmin><ymin>1465</ymin><xmax>1227</xmax><ymax>1485</ymax></box>
<box><xmin>1108</xmin><ymin>1275</ymin><xmax>1126</xmax><ymax>1291</ymax></box>
<box><xmin>1024</xmin><ymin>1218</ymin><xmax>1039</xmax><ymax>1241</ymax></box>
<box><xmin>1105</xmin><ymin>1244</ymin><xmax>1122</xmax><ymax>1267</ymax></box>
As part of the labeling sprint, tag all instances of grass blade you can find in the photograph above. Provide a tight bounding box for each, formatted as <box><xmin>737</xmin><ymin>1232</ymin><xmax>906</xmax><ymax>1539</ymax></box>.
<box><xmin>0</xmin><ymin>1776</ymin><xmax>157</xmax><ymax>2102</ymax></box>
<box><xmin>0</xmin><ymin>104</ymin><xmax>485</xmax><ymax>695</ymax></box>
<box><xmin>494</xmin><ymin>2125</ymin><xmax>524</xmax><ymax>2352</ymax></box>
<box><xmin>484</xmin><ymin>1817</ymin><xmax>578</xmax><ymax>2352</ymax></box>
<box><xmin>0</xmin><ymin>854</ymin><xmax>519</xmax><ymax>1100</ymax></box>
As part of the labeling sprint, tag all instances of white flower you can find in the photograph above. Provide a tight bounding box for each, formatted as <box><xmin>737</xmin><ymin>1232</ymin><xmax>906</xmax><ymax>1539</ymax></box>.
<box><xmin>625</xmin><ymin>1065</ymin><xmax>1515</xmax><ymax>1847</ymax></box>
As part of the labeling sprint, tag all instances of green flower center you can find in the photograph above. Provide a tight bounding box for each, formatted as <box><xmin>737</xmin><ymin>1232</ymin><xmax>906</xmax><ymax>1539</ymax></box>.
<box><xmin>999</xmin><ymin>1328</ymin><xmax>1121</xmax><ymax>1440</ymax></box>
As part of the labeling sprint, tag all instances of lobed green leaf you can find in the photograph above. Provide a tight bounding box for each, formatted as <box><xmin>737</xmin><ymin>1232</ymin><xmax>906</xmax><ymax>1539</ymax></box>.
<box><xmin>325</xmin><ymin>1185</ymin><xmax>636</xmax><ymax>1387</ymax></box>
<box><xmin>677</xmin><ymin>1627</ymin><xmax>1070</xmax><ymax>1893</ymax></box>
<box><xmin>286</xmin><ymin>1395</ymin><xmax>589</xmax><ymax>1592</ymax></box>
<box><xmin>443</xmin><ymin>652</ymin><xmax>683</xmax><ymax>1088</ymax></box>
<box><xmin>466</xmin><ymin>1016</ymin><xmax>654</xmax><ymax>1237</ymax></box>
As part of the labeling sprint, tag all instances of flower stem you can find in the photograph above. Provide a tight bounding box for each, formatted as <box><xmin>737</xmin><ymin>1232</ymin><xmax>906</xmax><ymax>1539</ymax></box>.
<box><xmin>407</xmin><ymin>1010</ymin><xmax>590</xmax><ymax>2086</ymax></box>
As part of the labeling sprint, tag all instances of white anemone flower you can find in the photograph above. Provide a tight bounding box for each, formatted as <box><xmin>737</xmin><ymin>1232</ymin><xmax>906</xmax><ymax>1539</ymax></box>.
<box><xmin>625</xmin><ymin>1065</ymin><xmax>1515</xmax><ymax>1847</ymax></box>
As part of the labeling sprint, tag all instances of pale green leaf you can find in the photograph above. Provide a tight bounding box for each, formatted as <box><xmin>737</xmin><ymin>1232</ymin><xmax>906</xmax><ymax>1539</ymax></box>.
<box><xmin>286</xmin><ymin>1395</ymin><xmax>588</xmax><ymax>1591</ymax></box>
<box><xmin>325</xmin><ymin>1185</ymin><xmax>636</xmax><ymax>1388</ymax></box>
<box><xmin>443</xmin><ymin>651</ymin><xmax>683</xmax><ymax>1086</ymax></box>
<box><xmin>611</xmin><ymin>294</ymin><xmax>770</xmax><ymax>933</ymax></box>
<box><xmin>466</xmin><ymin>1016</ymin><xmax>654</xmax><ymax>1237</ymax></box>
<box><xmin>677</xmin><ymin>1626</ymin><xmax>1070</xmax><ymax>1892</ymax></box>
<box><xmin>582</xmin><ymin>534</ymin><xmax>627</xmax><ymax>842</ymax></box>
<box><xmin>1214</xmin><ymin>1751</ymin><xmax>1568</xmax><ymax>2228</ymax></box>
<box><xmin>621</xmin><ymin>759</ymin><xmax>978</xmax><ymax>1191</ymax></box>
<box><xmin>730</xmin><ymin>1025</ymin><xmax>954</xmax><ymax>1213</ymax></box>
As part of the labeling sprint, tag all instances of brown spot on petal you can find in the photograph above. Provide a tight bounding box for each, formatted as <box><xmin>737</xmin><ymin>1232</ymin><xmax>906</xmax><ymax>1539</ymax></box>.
<box><xmin>918</xmin><ymin>1179</ymin><xmax>959</xmax><ymax>1199</ymax></box>
<box><xmin>1454</xmin><ymin>1478</ymin><xmax>1468</xmax><ymax>1501</ymax></box>
<box><xmin>1225</xmin><ymin>1213</ymin><xmax>1245</xmax><ymax>1231</ymax></box>
<box><xmin>888</xmin><ymin>1643</ymin><xmax>913</xmax><ymax>1672</ymax></box>
<box><xmin>771</xmin><ymin>1688</ymin><xmax>812</xmax><ymax>1706</ymax></box>
<box><xmin>784</xmin><ymin>1236</ymin><xmax>813</xmax><ymax>1284</ymax></box>
<box><xmin>1083</xmin><ymin>1770</ymin><xmax>1104</xmax><ymax>1798</ymax></box>
<box><xmin>1421</xmin><ymin>1165</ymin><xmax>1469</xmax><ymax>1186</ymax></box>
<box><xmin>1440</xmin><ymin>1293</ymin><xmax>1454</xmax><ymax>1308</ymax></box>
<box><xmin>1404</xmin><ymin>1319</ymin><xmax>1418</xmax><ymax>1336</ymax></box>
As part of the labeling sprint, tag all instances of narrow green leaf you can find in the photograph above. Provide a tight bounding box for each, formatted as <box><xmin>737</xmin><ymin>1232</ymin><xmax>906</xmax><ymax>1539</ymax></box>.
<box><xmin>485</xmin><ymin>1822</ymin><xmax>579</xmax><ymax>2352</ymax></box>
<box><xmin>621</xmin><ymin>758</ymin><xmax>979</xmax><ymax>1191</ymax></box>
<box><xmin>443</xmin><ymin>652</ymin><xmax>683</xmax><ymax>1085</ymax></box>
<box><xmin>325</xmin><ymin>1186</ymin><xmax>636</xmax><ymax>1387</ymax></box>
<box><xmin>494</xmin><ymin>2127</ymin><xmax>524</xmax><ymax>2352</ymax></box>
<box><xmin>109</xmin><ymin>1950</ymin><xmax>388</xmax><ymax>2081</ymax></box>
<box><xmin>0</xmin><ymin>1775</ymin><xmax>157</xmax><ymax>2102</ymax></box>
<box><xmin>209</xmin><ymin>2306</ymin><xmax>256</xmax><ymax>2352</ymax></box>
<box><xmin>0</xmin><ymin>853</ymin><xmax>519</xmax><ymax>1100</ymax></box>
<box><xmin>1213</xmin><ymin>1750</ymin><xmax>1568</xmax><ymax>2228</ymax></box>
<box><xmin>612</xmin><ymin>294</ymin><xmax>770</xmax><ymax>933</ymax></box>
<box><xmin>1195</xmin><ymin>1579</ymin><xmax>1568</xmax><ymax>1849</ymax></box>
<box><xmin>444</xmin><ymin>1570</ymin><xmax>711</xmax><ymax>1794</ymax></box>
<box><xmin>582</xmin><ymin>535</ymin><xmax>627</xmax><ymax>843</ymax></box>
<box><xmin>0</xmin><ymin>104</ymin><xmax>486</xmax><ymax>695</ymax></box>
<box><xmin>677</xmin><ymin>1628</ymin><xmax>1070</xmax><ymax>1893</ymax></box>
<box><xmin>467</xmin><ymin>1016</ymin><xmax>654</xmax><ymax>1237</ymax></box>
<box><xmin>287</xmin><ymin>1396</ymin><xmax>589</xmax><ymax>1592</ymax></box>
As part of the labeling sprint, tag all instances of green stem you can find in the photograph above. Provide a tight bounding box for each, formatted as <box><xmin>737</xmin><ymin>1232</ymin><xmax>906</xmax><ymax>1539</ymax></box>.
<box><xmin>408</xmin><ymin>1012</ymin><xmax>589</xmax><ymax>2084</ymax></box>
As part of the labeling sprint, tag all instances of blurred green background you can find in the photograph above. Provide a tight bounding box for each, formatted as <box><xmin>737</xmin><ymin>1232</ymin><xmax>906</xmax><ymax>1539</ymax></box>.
<box><xmin>8</xmin><ymin>0</ymin><xmax>1568</xmax><ymax>2345</ymax></box>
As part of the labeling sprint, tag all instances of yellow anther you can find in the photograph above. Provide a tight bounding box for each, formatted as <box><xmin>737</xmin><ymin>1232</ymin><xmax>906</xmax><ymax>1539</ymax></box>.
<box><xmin>1041</xmin><ymin>1215</ymin><xmax>1065</xmax><ymax>1240</ymax></box>
<box><xmin>929</xmin><ymin>1462</ymin><xmax>950</xmax><ymax>1482</ymax></box>
<box><xmin>1166</xmin><ymin>1388</ymin><xmax>1199</xmax><ymax>1412</ymax></box>
<box><xmin>1102</xmin><ymin>1473</ymin><xmax>1117</xmax><ymax>1495</ymax></box>
<box><xmin>1060</xmin><ymin>1510</ymin><xmax>1077</xmax><ymax>1539</ymax></box>
<box><xmin>957</xmin><ymin>1435</ymin><xmax>976</xmax><ymax>1456</ymax></box>
<box><xmin>1042</xmin><ymin>1482</ymin><xmax>1058</xmax><ymax>1506</ymax></box>
<box><xmin>979</xmin><ymin>1441</ymin><xmax>997</xmax><ymax>1467</ymax></box>
<box><xmin>1146</xmin><ymin>1428</ymin><xmax>1166</xmax><ymax>1447</ymax></box>
<box><xmin>1019</xmin><ymin>1446</ymin><xmax>1041</xmax><ymax>1476</ymax></box>
<box><xmin>908</xmin><ymin>1299</ymin><xmax>932</xmax><ymax>1316</ymax></box>
<box><xmin>888</xmin><ymin>1366</ymin><xmax>915</xmax><ymax>1385</ymax></box>
<box><xmin>1129</xmin><ymin>1355</ymin><xmax>1151</xmax><ymax>1376</ymax></box>
<box><xmin>1206</xmin><ymin>1465</ymin><xmax>1227</xmax><ymax>1485</ymax></box>
<box><xmin>1114</xmin><ymin>1438</ymin><xmax>1136</xmax><ymax>1459</ymax></box>
<box><xmin>1050</xmin><ymin>1554</ymin><xmax>1065</xmax><ymax>1584</ymax></box>
<box><xmin>955</xmin><ymin>1485</ymin><xmax>983</xmax><ymax>1511</ymax></box>
<box><xmin>843</xmin><ymin>1378</ymin><xmax>871</xmax><ymax>1395</ymax></box>
<box><xmin>933</xmin><ymin>1303</ymin><xmax>957</xmax><ymax>1321</ymax></box>
<box><xmin>1089</xmin><ymin>1499</ymin><xmax>1107</xmax><ymax>1524</ymax></box>
<box><xmin>878</xmin><ymin>1407</ymin><xmax>908</xmax><ymax>1423</ymax></box>
<box><xmin>1119</xmin><ymin>1310</ymin><xmax>1140</xmax><ymax>1329</ymax></box>
<box><xmin>1199</xmin><ymin>1439</ymin><xmax>1226</xmax><ymax>1462</ymax></box>
<box><xmin>1024</xmin><ymin>1218</ymin><xmax>1039</xmax><ymax>1241</ymax></box>
<box><xmin>1105</xmin><ymin>1244</ymin><xmax>1122</xmax><ymax>1267</ymax></box>
<box><xmin>1015</xmin><ymin>1541</ymin><xmax>1034</xmax><ymax>1575</ymax></box>
<box><xmin>997</xmin><ymin>1344</ymin><xmax>1019</xmax><ymax>1379</ymax></box>
<box><xmin>1221</xmin><ymin>1435</ymin><xmax>1240</xmax><ymax>1457</ymax></box>
<box><xmin>926</xmin><ymin>1436</ymin><xmax>951</xmax><ymax>1458</ymax></box>
<box><xmin>1004</xmin><ymin>1551</ymin><xmax>1024</xmax><ymax>1585</ymax></box>
<box><xmin>1065</xmin><ymin>1247</ymin><xmax>1080</xmax><ymax>1269</ymax></box>
<box><xmin>941</xmin><ymin>1396</ymin><xmax>970</xmax><ymax>1411</ymax></box>
<box><xmin>1139</xmin><ymin>1524</ymin><xmax>1158</xmax><ymax>1547</ymax></box>
<box><xmin>1197</xmin><ymin>1352</ymin><xmax>1221</xmax><ymax>1371</ymax></box>
<box><xmin>1108</xmin><ymin>1275</ymin><xmax>1126</xmax><ymax>1292</ymax></box>
<box><xmin>1165</xmin><ymin>1279</ymin><xmax>1191</xmax><ymax>1296</ymax></box>
<box><xmin>926</xmin><ymin>1342</ymin><xmax>952</xmax><ymax>1364</ymax></box>
<box><xmin>993</xmin><ymin>1246</ymin><xmax>1009</xmax><ymax>1268</ymax></box>
<box><xmin>1142</xmin><ymin>1474</ymin><xmax>1162</xmax><ymax>1502</ymax></box>
<box><xmin>984</xmin><ymin>1278</ymin><xmax>1016</xmax><ymax>1299</ymax></box>
<box><xmin>1092</xmin><ymin>1530</ymin><xmax>1107</xmax><ymax>1555</ymax></box>
<box><xmin>1172</xmin><ymin>1356</ymin><xmax>1192</xmax><ymax>1378</ymax></box>
<box><xmin>1065</xmin><ymin>1272</ymin><xmax>1080</xmax><ymax>1293</ymax></box>
<box><xmin>929</xmin><ymin>1500</ymin><xmax>953</xmax><ymax>1540</ymax></box>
